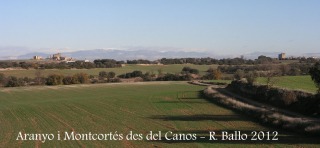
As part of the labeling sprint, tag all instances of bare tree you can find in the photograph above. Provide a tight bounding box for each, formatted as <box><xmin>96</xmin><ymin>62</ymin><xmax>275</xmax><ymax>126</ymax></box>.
<box><xmin>266</xmin><ymin>70</ymin><xmax>280</xmax><ymax>89</ymax></box>
<box><xmin>157</xmin><ymin>68</ymin><xmax>163</xmax><ymax>77</ymax></box>
<box><xmin>245</xmin><ymin>71</ymin><xmax>258</xmax><ymax>85</ymax></box>
<box><xmin>34</xmin><ymin>69</ymin><xmax>44</xmax><ymax>85</ymax></box>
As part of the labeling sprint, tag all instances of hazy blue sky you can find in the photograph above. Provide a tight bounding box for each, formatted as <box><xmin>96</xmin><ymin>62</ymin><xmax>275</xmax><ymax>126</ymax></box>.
<box><xmin>0</xmin><ymin>0</ymin><xmax>319</xmax><ymax>55</ymax></box>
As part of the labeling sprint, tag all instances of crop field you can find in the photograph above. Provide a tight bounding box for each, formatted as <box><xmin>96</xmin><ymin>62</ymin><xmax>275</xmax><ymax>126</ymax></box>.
<box><xmin>257</xmin><ymin>75</ymin><xmax>317</xmax><ymax>93</ymax></box>
<box><xmin>0</xmin><ymin>82</ymin><xmax>318</xmax><ymax>147</ymax></box>
<box><xmin>0</xmin><ymin>64</ymin><xmax>217</xmax><ymax>78</ymax></box>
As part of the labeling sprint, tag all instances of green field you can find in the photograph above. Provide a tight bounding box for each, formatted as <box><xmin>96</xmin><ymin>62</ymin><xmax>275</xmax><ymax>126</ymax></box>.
<box><xmin>257</xmin><ymin>75</ymin><xmax>317</xmax><ymax>93</ymax></box>
<box><xmin>0</xmin><ymin>64</ymin><xmax>218</xmax><ymax>78</ymax></box>
<box><xmin>0</xmin><ymin>82</ymin><xmax>318</xmax><ymax>147</ymax></box>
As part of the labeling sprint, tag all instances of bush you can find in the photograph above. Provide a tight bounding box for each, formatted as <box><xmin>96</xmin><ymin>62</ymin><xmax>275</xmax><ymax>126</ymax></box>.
<box><xmin>99</xmin><ymin>71</ymin><xmax>108</xmax><ymax>79</ymax></box>
<box><xmin>227</xmin><ymin>80</ymin><xmax>319</xmax><ymax>116</ymax></box>
<box><xmin>309</xmin><ymin>62</ymin><xmax>320</xmax><ymax>93</ymax></box>
<box><xmin>73</xmin><ymin>73</ymin><xmax>89</xmax><ymax>84</ymax></box>
<box><xmin>63</xmin><ymin>76</ymin><xmax>73</xmax><ymax>85</ymax></box>
<box><xmin>182</xmin><ymin>67</ymin><xmax>199</xmax><ymax>74</ymax></box>
<box><xmin>0</xmin><ymin>73</ymin><xmax>5</xmax><ymax>85</ymax></box>
<box><xmin>141</xmin><ymin>72</ymin><xmax>155</xmax><ymax>81</ymax></box>
<box><xmin>213</xmin><ymin>69</ymin><xmax>222</xmax><ymax>80</ymax></box>
<box><xmin>234</xmin><ymin>69</ymin><xmax>245</xmax><ymax>80</ymax></box>
<box><xmin>107</xmin><ymin>78</ymin><xmax>121</xmax><ymax>83</ymax></box>
<box><xmin>71</xmin><ymin>75</ymin><xmax>80</xmax><ymax>84</ymax></box>
<box><xmin>46</xmin><ymin>74</ymin><xmax>64</xmax><ymax>85</ymax></box>
<box><xmin>5</xmin><ymin>76</ymin><xmax>21</xmax><ymax>87</ymax></box>
<box><xmin>156</xmin><ymin>73</ymin><xmax>191</xmax><ymax>81</ymax></box>
<box><xmin>245</xmin><ymin>71</ymin><xmax>258</xmax><ymax>84</ymax></box>
<box><xmin>118</xmin><ymin>71</ymin><xmax>143</xmax><ymax>78</ymax></box>
<box><xmin>32</xmin><ymin>77</ymin><xmax>46</xmax><ymax>85</ymax></box>
<box><xmin>107</xmin><ymin>72</ymin><xmax>116</xmax><ymax>79</ymax></box>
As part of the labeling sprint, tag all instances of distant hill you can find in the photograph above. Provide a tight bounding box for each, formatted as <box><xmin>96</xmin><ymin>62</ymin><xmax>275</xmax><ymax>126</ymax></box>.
<box><xmin>18</xmin><ymin>49</ymin><xmax>215</xmax><ymax>61</ymax></box>
<box><xmin>10</xmin><ymin>49</ymin><xmax>320</xmax><ymax>61</ymax></box>
<box><xmin>17</xmin><ymin>52</ymin><xmax>51</xmax><ymax>60</ymax></box>
<box><xmin>242</xmin><ymin>51</ymin><xmax>280</xmax><ymax>59</ymax></box>
<box><xmin>242</xmin><ymin>52</ymin><xmax>320</xmax><ymax>59</ymax></box>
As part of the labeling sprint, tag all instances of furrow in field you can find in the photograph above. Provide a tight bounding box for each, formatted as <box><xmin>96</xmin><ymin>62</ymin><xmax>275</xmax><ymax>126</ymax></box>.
<box><xmin>0</xmin><ymin>111</ymin><xmax>13</xmax><ymax>146</ymax></box>
<box><xmin>94</xmin><ymin>99</ymin><xmax>177</xmax><ymax>131</ymax></box>
<box><xmin>38</xmin><ymin>111</ymin><xmax>85</xmax><ymax>147</ymax></box>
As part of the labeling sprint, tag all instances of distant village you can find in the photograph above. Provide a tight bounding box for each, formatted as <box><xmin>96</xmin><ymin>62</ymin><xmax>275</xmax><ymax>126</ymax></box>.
<box><xmin>32</xmin><ymin>52</ymin><xmax>318</xmax><ymax>63</ymax></box>
<box><xmin>278</xmin><ymin>52</ymin><xmax>318</xmax><ymax>60</ymax></box>
<box><xmin>33</xmin><ymin>53</ymin><xmax>89</xmax><ymax>63</ymax></box>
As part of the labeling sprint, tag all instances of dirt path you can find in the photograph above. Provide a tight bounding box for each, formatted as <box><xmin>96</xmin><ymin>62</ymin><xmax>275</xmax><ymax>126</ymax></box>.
<box><xmin>215</xmin><ymin>86</ymin><xmax>320</xmax><ymax>123</ymax></box>
<box><xmin>192</xmin><ymin>81</ymin><xmax>320</xmax><ymax>122</ymax></box>
<box><xmin>189</xmin><ymin>81</ymin><xmax>320</xmax><ymax>134</ymax></box>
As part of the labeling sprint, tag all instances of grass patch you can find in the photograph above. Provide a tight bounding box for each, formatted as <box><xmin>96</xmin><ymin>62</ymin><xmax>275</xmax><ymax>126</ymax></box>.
<box><xmin>257</xmin><ymin>75</ymin><xmax>317</xmax><ymax>93</ymax></box>
<box><xmin>0</xmin><ymin>64</ymin><xmax>218</xmax><ymax>78</ymax></box>
<box><xmin>201</xmin><ymin>80</ymin><xmax>232</xmax><ymax>84</ymax></box>
<box><xmin>0</xmin><ymin>82</ymin><xmax>318</xmax><ymax>147</ymax></box>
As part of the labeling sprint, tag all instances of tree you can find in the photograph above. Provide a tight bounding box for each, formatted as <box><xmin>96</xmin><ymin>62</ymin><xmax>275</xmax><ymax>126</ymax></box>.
<box><xmin>234</xmin><ymin>69</ymin><xmax>245</xmax><ymax>80</ymax></box>
<box><xmin>213</xmin><ymin>69</ymin><xmax>222</xmax><ymax>80</ymax></box>
<box><xmin>309</xmin><ymin>62</ymin><xmax>320</xmax><ymax>93</ymax></box>
<box><xmin>245</xmin><ymin>71</ymin><xmax>258</xmax><ymax>84</ymax></box>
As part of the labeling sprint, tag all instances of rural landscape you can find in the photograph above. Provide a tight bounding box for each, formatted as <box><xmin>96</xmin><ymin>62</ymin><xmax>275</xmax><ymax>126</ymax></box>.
<box><xmin>1</xmin><ymin>0</ymin><xmax>320</xmax><ymax>147</ymax></box>
<box><xmin>0</xmin><ymin>54</ymin><xmax>320</xmax><ymax>147</ymax></box>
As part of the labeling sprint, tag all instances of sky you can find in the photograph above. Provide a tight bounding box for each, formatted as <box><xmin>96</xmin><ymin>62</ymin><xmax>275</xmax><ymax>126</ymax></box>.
<box><xmin>0</xmin><ymin>0</ymin><xmax>319</xmax><ymax>56</ymax></box>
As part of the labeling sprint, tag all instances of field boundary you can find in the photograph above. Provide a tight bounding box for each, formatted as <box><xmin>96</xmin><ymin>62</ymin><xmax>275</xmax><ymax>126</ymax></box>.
<box><xmin>202</xmin><ymin>85</ymin><xmax>320</xmax><ymax>135</ymax></box>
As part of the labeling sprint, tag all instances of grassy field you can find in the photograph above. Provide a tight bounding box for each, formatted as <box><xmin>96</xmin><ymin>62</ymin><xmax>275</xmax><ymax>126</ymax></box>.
<box><xmin>0</xmin><ymin>82</ymin><xmax>318</xmax><ymax>147</ymax></box>
<box><xmin>257</xmin><ymin>75</ymin><xmax>317</xmax><ymax>93</ymax></box>
<box><xmin>0</xmin><ymin>64</ymin><xmax>217</xmax><ymax>78</ymax></box>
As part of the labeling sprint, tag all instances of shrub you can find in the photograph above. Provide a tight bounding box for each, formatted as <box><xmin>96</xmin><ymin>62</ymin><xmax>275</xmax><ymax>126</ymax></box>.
<box><xmin>213</xmin><ymin>69</ymin><xmax>222</xmax><ymax>80</ymax></box>
<box><xmin>71</xmin><ymin>75</ymin><xmax>80</xmax><ymax>84</ymax></box>
<box><xmin>309</xmin><ymin>62</ymin><xmax>320</xmax><ymax>93</ymax></box>
<box><xmin>182</xmin><ymin>67</ymin><xmax>199</xmax><ymax>74</ymax></box>
<box><xmin>63</xmin><ymin>76</ymin><xmax>73</xmax><ymax>85</ymax></box>
<box><xmin>245</xmin><ymin>71</ymin><xmax>258</xmax><ymax>84</ymax></box>
<box><xmin>5</xmin><ymin>76</ymin><xmax>21</xmax><ymax>87</ymax></box>
<box><xmin>0</xmin><ymin>73</ymin><xmax>5</xmax><ymax>85</ymax></box>
<box><xmin>73</xmin><ymin>73</ymin><xmax>89</xmax><ymax>84</ymax></box>
<box><xmin>107</xmin><ymin>72</ymin><xmax>116</xmax><ymax>79</ymax></box>
<box><xmin>107</xmin><ymin>78</ymin><xmax>121</xmax><ymax>83</ymax></box>
<box><xmin>118</xmin><ymin>71</ymin><xmax>143</xmax><ymax>78</ymax></box>
<box><xmin>46</xmin><ymin>74</ymin><xmax>64</xmax><ymax>85</ymax></box>
<box><xmin>99</xmin><ymin>71</ymin><xmax>107</xmax><ymax>79</ymax></box>
<box><xmin>89</xmin><ymin>75</ymin><xmax>95</xmax><ymax>79</ymax></box>
<box><xmin>234</xmin><ymin>69</ymin><xmax>245</xmax><ymax>80</ymax></box>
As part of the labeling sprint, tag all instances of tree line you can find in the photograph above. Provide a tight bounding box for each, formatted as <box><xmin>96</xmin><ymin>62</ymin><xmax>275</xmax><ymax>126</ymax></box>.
<box><xmin>0</xmin><ymin>59</ymin><xmax>124</xmax><ymax>69</ymax></box>
<box><xmin>1</xmin><ymin>56</ymin><xmax>319</xmax><ymax>70</ymax></box>
<box><xmin>0</xmin><ymin>66</ymin><xmax>217</xmax><ymax>87</ymax></box>
<box><xmin>1</xmin><ymin>61</ymin><xmax>320</xmax><ymax>93</ymax></box>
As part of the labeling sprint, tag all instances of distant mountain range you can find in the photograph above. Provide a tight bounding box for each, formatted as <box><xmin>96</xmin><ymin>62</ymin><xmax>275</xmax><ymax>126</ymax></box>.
<box><xmin>0</xmin><ymin>49</ymin><xmax>319</xmax><ymax>61</ymax></box>
<box><xmin>15</xmin><ymin>49</ymin><xmax>216</xmax><ymax>61</ymax></box>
